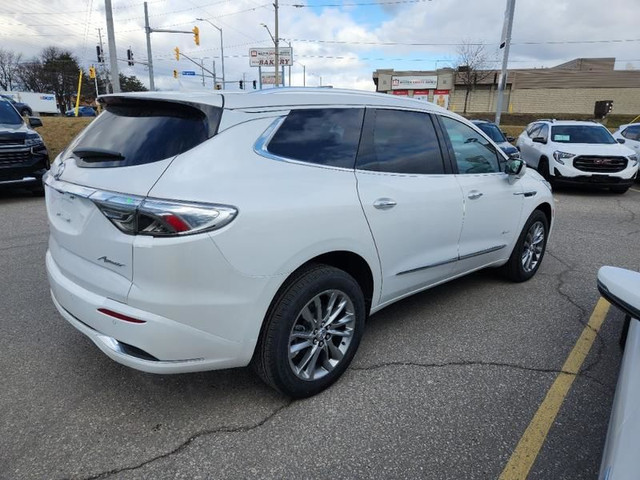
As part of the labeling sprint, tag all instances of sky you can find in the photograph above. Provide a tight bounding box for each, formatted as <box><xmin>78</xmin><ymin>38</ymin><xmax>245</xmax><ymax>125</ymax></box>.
<box><xmin>1</xmin><ymin>0</ymin><xmax>639</xmax><ymax>92</ymax></box>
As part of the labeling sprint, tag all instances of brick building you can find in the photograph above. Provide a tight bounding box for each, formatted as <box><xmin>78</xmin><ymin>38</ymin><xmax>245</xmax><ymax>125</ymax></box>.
<box><xmin>372</xmin><ymin>58</ymin><xmax>640</xmax><ymax>115</ymax></box>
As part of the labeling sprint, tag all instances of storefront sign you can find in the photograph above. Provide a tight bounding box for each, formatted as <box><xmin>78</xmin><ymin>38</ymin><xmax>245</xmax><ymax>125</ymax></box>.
<box><xmin>433</xmin><ymin>89</ymin><xmax>450</xmax><ymax>109</ymax></box>
<box><xmin>391</xmin><ymin>75</ymin><xmax>438</xmax><ymax>90</ymax></box>
<box><xmin>249</xmin><ymin>48</ymin><xmax>293</xmax><ymax>67</ymax></box>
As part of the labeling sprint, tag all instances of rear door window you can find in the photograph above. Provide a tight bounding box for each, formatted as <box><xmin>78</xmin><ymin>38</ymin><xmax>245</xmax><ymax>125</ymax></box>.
<box><xmin>266</xmin><ymin>108</ymin><xmax>364</xmax><ymax>168</ymax></box>
<box><xmin>66</xmin><ymin>100</ymin><xmax>220</xmax><ymax>168</ymax></box>
<box><xmin>356</xmin><ymin>109</ymin><xmax>446</xmax><ymax>174</ymax></box>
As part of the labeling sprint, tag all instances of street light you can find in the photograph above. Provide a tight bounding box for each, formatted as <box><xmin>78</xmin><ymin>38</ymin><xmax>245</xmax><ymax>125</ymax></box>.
<box><xmin>261</xmin><ymin>22</ymin><xmax>280</xmax><ymax>87</ymax></box>
<box><xmin>196</xmin><ymin>17</ymin><xmax>225</xmax><ymax>89</ymax></box>
<box><xmin>295</xmin><ymin>60</ymin><xmax>306</xmax><ymax>87</ymax></box>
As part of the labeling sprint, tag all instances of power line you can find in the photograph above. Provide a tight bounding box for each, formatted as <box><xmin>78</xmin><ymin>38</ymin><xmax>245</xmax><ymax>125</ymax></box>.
<box><xmin>282</xmin><ymin>0</ymin><xmax>431</xmax><ymax>6</ymax></box>
<box><xmin>285</xmin><ymin>37</ymin><xmax>640</xmax><ymax>46</ymax></box>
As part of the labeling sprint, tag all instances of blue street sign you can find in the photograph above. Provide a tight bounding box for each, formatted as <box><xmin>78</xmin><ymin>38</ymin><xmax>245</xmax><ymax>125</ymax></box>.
<box><xmin>181</xmin><ymin>71</ymin><xmax>196</xmax><ymax>76</ymax></box>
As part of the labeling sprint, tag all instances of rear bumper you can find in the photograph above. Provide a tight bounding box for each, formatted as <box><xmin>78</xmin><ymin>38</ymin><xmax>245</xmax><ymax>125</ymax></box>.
<box><xmin>46</xmin><ymin>250</ymin><xmax>269</xmax><ymax>373</ymax></box>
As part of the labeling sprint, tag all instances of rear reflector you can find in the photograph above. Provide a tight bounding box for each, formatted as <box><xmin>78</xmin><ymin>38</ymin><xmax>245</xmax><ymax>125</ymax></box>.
<box><xmin>98</xmin><ymin>308</ymin><xmax>146</xmax><ymax>324</ymax></box>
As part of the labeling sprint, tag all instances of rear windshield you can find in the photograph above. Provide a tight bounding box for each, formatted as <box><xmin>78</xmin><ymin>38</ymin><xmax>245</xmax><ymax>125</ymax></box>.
<box><xmin>66</xmin><ymin>100</ymin><xmax>220</xmax><ymax>167</ymax></box>
<box><xmin>0</xmin><ymin>100</ymin><xmax>22</xmax><ymax>125</ymax></box>
<box><xmin>475</xmin><ymin>123</ymin><xmax>506</xmax><ymax>143</ymax></box>
<box><xmin>550</xmin><ymin>125</ymin><xmax>616</xmax><ymax>144</ymax></box>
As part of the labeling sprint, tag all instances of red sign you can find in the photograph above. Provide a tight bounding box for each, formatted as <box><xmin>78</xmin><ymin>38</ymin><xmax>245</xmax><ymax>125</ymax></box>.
<box><xmin>413</xmin><ymin>89</ymin><xmax>430</xmax><ymax>95</ymax></box>
<box><xmin>391</xmin><ymin>90</ymin><xmax>409</xmax><ymax>95</ymax></box>
<box><xmin>434</xmin><ymin>89</ymin><xmax>450</xmax><ymax>95</ymax></box>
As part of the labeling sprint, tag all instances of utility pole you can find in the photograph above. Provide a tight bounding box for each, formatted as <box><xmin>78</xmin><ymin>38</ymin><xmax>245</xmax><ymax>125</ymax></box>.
<box><xmin>97</xmin><ymin>28</ymin><xmax>106</xmax><ymax>93</ymax></box>
<box><xmin>144</xmin><ymin>2</ymin><xmax>155</xmax><ymax>91</ymax></box>
<box><xmin>104</xmin><ymin>0</ymin><xmax>120</xmax><ymax>93</ymax></box>
<box><xmin>274</xmin><ymin>0</ymin><xmax>279</xmax><ymax>88</ymax></box>
<box><xmin>200</xmin><ymin>58</ymin><xmax>205</xmax><ymax>86</ymax></box>
<box><xmin>495</xmin><ymin>0</ymin><xmax>516</xmax><ymax>125</ymax></box>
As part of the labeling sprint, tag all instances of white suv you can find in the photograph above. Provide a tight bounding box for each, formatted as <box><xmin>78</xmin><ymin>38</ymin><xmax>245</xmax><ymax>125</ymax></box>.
<box><xmin>45</xmin><ymin>89</ymin><xmax>554</xmax><ymax>397</ymax></box>
<box><xmin>516</xmin><ymin>120</ymin><xmax>638</xmax><ymax>193</ymax></box>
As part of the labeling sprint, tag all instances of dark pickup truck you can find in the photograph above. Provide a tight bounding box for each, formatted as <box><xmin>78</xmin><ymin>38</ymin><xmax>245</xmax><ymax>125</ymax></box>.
<box><xmin>0</xmin><ymin>97</ymin><xmax>49</xmax><ymax>194</ymax></box>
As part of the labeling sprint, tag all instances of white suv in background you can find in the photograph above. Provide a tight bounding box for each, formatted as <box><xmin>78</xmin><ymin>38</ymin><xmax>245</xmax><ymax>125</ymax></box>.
<box><xmin>516</xmin><ymin>120</ymin><xmax>638</xmax><ymax>193</ymax></box>
<box><xmin>613</xmin><ymin>122</ymin><xmax>640</xmax><ymax>156</ymax></box>
<box><xmin>45</xmin><ymin>89</ymin><xmax>554</xmax><ymax>398</ymax></box>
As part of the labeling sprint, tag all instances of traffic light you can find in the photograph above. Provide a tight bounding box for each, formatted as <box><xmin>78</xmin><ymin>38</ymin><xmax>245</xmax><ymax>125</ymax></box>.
<box><xmin>594</xmin><ymin>100</ymin><xmax>614</xmax><ymax>119</ymax></box>
<box><xmin>239</xmin><ymin>80</ymin><xmax>244</xmax><ymax>90</ymax></box>
<box><xmin>192</xmin><ymin>26</ymin><xmax>200</xmax><ymax>46</ymax></box>
<box><xmin>96</xmin><ymin>45</ymin><xmax>104</xmax><ymax>63</ymax></box>
<box><xmin>173</xmin><ymin>69</ymin><xmax>178</xmax><ymax>79</ymax></box>
<box><xmin>253</xmin><ymin>80</ymin><xmax>257</xmax><ymax>89</ymax></box>
<box><xmin>174</xmin><ymin>47</ymin><xmax>180</xmax><ymax>61</ymax></box>
<box><xmin>127</xmin><ymin>48</ymin><xmax>134</xmax><ymax>66</ymax></box>
<box><xmin>89</xmin><ymin>66</ymin><xmax>96</xmax><ymax>79</ymax></box>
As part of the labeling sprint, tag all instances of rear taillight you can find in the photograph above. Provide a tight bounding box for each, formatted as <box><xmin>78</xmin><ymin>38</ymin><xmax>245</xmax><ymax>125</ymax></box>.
<box><xmin>91</xmin><ymin>191</ymin><xmax>237</xmax><ymax>237</ymax></box>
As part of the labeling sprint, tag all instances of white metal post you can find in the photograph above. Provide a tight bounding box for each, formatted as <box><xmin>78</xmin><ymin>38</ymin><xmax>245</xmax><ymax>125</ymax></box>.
<box><xmin>495</xmin><ymin>0</ymin><xmax>516</xmax><ymax>125</ymax></box>
<box><xmin>144</xmin><ymin>2</ymin><xmax>155</xmax><ymax>91</ymax></box>
<box><xmin>105</xmin><ymin>0</ymin><xmax>120</xmax><ymax>92</ymax></box>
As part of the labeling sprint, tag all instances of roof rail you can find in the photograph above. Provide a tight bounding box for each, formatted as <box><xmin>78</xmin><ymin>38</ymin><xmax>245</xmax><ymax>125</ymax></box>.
<box><xmin>537</xmin><ymin>118</ymin><xmax>556</xmax><ymax>123</ymax></box>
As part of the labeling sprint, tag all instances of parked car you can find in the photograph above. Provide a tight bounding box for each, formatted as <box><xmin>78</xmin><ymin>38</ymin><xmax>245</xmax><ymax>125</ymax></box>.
<box><xmin>471</xmin><ymin>119</ymin><xmax>519</xmax><ymax>158</ymax></box>
<box><xmin>0</xmin><ymin>96</ymin><xmax>49</xmax><ymax>193</ymax></box>
<box><xmin>44</xmin><ymin>89</ymin><xmax>554</xmax><ymax>397</ymax></box>
<box><xmin>516</xmin><ymin>120</ymin><xmax>638</xmax><ymax>193</ymax></box>
<box><xmin>0</xmin><ymin>93</ymin><xmax>33</xmax><ymax>116</ymax></box>
<box><xmin>597</xmin><ymin>266</ymin><xmax>640</xmax><ymax>480</ymax></box>
<box><xmin>65</xmin><ymin>106</ymin><xmax>97</xmax><ymax>117</ymax></box>
<box><xmin>612</xmin><ymin>123</ymin><xmax>640</xmax><ymax>159</ymax></box>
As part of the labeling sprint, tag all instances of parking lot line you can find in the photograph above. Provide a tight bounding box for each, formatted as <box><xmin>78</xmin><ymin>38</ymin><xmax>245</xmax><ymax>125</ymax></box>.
<box><xmin>629</xmin><ymin>188</ymin><xmax>640</xmax><ymax>193</ymax></box>
<box><xmin>498</xmin><ymin>298</ymin><xmax>611</xmax><ymax>480</ymax></box>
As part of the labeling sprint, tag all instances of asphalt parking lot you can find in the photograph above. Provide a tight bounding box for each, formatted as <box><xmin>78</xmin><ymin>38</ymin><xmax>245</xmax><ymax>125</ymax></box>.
<box><xmin>1</xmin><ymin>185</ymin><xmax>638</xmax><ymax>480</ymax></box>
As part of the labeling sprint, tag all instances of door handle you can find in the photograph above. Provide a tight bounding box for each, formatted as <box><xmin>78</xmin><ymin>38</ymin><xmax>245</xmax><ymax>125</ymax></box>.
<box><xmin>373</xmin><ymin>198</ymin><xmax>397</xmax><ymax>210</ymax></box>
<box><xmin>467</xmin><ymin>191</ymin><xmax>483</xmax><ymax>200</ymax></box>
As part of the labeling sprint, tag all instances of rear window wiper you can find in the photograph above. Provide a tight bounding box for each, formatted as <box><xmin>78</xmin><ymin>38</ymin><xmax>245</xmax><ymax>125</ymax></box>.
<box><xmin>73</xmin><ymin>148</ymin><xmax>125</xmax><ymax>162</ymax></box>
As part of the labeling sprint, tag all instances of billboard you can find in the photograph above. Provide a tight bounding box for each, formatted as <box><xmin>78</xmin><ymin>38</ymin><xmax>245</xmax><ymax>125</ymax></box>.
<box><xmin>433</xmin><ymin>89</ymin><xmax>450</xmax><ymax>109</ymax></box>
<box><xmin>249</xmin><ymin>47</ymin><xmax>293</xmax><ymax>67</ymax></box>
<box><xmin>391</xmin><ymin>75</ymin><xmax>437</xmax><ymax>90</ymax></box>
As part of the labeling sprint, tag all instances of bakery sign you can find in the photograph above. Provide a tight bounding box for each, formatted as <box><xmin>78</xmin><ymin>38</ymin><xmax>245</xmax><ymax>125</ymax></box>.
<box><xmin>391</xmin><ymin>75</ymin><xmax>438</xmax><ymax>90</ymax></box>
<box><xmin>249</xmin><ymin>47</ymin><xmax>293</xmax><ymax>67</ymax></box>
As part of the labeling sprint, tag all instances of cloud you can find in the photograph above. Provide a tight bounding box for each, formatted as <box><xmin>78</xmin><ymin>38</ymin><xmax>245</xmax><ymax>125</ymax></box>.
<box><xmin>1</xmin><ymin>0</ymin><xmax>639</xmax><ymax>91</ymax></box>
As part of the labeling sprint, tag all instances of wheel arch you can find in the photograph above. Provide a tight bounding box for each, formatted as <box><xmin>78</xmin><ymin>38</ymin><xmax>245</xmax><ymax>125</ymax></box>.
<box><xmin>535</xmin><ymin>202</ymin><xmax>552</xmax><ymax>227</ymax></box>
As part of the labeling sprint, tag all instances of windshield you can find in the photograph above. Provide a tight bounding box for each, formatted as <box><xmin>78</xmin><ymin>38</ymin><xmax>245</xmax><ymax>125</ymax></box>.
<box><xmin>475</xmin><ymin>123</ymin><xmax>506</xmax><ymax>143</ymax></box>
<box><xmin>0</xmin><ymin>100</ymin><xmax>23</xmax><ymax>125</ymax></box>
<box><xmin>551</xmin><ymin>125</ymin><xmax>616</xmax><ymax>144</ymax></box>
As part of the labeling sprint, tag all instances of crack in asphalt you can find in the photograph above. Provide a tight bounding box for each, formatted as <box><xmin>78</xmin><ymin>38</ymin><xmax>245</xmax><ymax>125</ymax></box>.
<box><xmin>351</xmin><ymin>360</ymin><xmax>612</xmax><ymax>390</ymax></box>
<box><xmin>73</xmin><ymin>356</ymin><xmax>612</xmax><ymax>479</ymax></box>
<box><xmin>543</xmin><ymin>249</ymin><xmax>606</xmax><ymax>376</ymax></box>
<box><xmin>615</xmin><ymin>198</ymin><xmax>638</xmax><ymax>225</ymax></box>
<box><xmin>77</xmin><ymin>401</ymin><xmax>295</xmax><ymax>480</ymax></box>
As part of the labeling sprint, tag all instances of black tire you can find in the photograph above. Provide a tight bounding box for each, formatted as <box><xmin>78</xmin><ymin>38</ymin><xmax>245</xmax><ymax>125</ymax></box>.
<box><xmin>252</xmin><ymin>264</ymin><xmax>366</xmax><ymax>398</ymax></box>
<box><xmin>538</xmin><ymin>157</ymin><xmax>551</xmax><ymax>182</ymax></box>
<box><xmin>610</xmin><ymin>186</ymin><xmax>629</xmax><ymax>194</ymax></box>
<box><xmin>503</xmin><ymin>209</ymin><xmax>549</xmax><ymax>282</ymax></box>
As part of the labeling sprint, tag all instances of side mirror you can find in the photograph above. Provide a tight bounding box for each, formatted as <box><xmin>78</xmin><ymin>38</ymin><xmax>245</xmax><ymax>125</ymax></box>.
<box><xmin>508</xmin><ymin>151</ymin><xmax>521</xmax><ymax>160</ymax></box>
<box><xmin>532</xmin><ymin>136</ymin><xmax>546</xmax><ymax>144</ymax></box>
<box><xmin>506</xmin><ymin>136</ymin><xmax>516</xmax><ymax>143</ymax></box>
<box><xmin>505</xmin><ymin>158</ymin><xmax>526</xmax><ymax>179</ymax></box>
<box><xmin>28</xmin><ymin>116</ymin><xmax>43</xmax><ymax>128</ymax></box>
<box><xmin>616</xmin><ymin>138</ymin><xmax>626</xmax><ymax>144</ymax></box>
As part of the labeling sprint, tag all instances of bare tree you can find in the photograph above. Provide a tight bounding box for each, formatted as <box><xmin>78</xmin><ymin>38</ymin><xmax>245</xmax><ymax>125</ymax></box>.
<box><xmin>453</xmin><ymin>40</ymin><xmax>495</xmax><ymax>114</ymax></box>
<box><xmin>0</xmin><ymin>48</ymin><xmax>22</xmax><ymax>91</ymax></box>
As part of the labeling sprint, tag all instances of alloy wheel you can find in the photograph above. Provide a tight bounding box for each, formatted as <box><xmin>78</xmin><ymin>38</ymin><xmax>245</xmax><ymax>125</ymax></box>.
<box><xmin>521</xmin><ymin>221</ymin><xmax>545</xmax><ymax>273</ymax></box>
<box><xmin>288</xmin><ymin>289</ymin><xmax>355</xmax><ymax>381</ymax></box>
